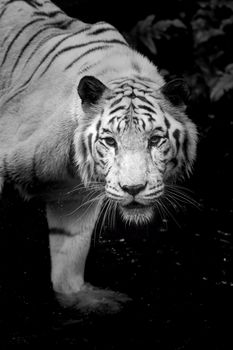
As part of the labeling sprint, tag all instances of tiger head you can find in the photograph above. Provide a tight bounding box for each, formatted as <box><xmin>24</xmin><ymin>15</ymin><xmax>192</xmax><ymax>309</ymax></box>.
<box><xmin>75</xmin><ymin>76</ymin><xmax>197</xmax><ymax>225</ymax></box>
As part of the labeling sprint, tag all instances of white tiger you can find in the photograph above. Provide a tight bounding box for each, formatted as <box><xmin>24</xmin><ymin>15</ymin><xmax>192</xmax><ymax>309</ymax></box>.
<box><xmin>0</xmin><ymin>0</ymin><xmax>197</xmax><ymax>311</ymax></box>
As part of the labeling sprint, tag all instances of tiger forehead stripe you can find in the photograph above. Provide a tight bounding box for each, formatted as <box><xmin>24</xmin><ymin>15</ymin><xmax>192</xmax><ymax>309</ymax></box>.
<box><xmin>109</xmin><ymin>105</ymin><xmax>125</xmax><ymax>115</ymax></box>
<box><xmin>137</xmin><ymin>105</ymin><xmax>156</xmax><ymax>114</ymax></box>
<box><xmin>109</xmin><ymin>97</ymin><xmax>123</xmax><ymax>108</ymax></box>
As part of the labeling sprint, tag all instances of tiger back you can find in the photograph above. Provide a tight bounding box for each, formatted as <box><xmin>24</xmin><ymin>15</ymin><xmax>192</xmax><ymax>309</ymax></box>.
<box><xmin>0</xmin><ymin>0</ymin><xmax>197</xmax><ymax>311</ymax></box>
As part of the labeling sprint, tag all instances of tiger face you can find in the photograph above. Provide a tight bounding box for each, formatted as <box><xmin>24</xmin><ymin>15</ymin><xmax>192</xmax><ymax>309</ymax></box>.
<box><xmin>76</xmin><ymin>76</ymin><xmax>197</xmax><ymax>225</ymax></box>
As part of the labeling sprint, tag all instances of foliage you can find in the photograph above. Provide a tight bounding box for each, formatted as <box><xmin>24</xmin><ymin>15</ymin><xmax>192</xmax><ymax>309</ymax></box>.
<box><xmin>125</xmin><ymin>0</ymin><xmax>233</xmax><ymax>110</ymax></box>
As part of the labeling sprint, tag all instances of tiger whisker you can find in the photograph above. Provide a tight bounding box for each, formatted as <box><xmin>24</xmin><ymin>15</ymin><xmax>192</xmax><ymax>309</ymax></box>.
<box><xmin>158</xmin><ymin>197</ymin><xmax>181</xmax><ymax>228</ymax></box>
<box><xmin>165</xmin><ymin>187</ymin><xmax>201</xmax><ymax>210</ymax></box>
<box><xmin>66</xmin><ymin>181</ymin><xmax>104</xmax><ymax>194</ymax></box>
<box><xmin>98</xmin><ymin>198</ymin><xmax>110</xmax><ymax>238</ymax></box>
<box><xmin>73</xmin><ymin>194</ymin><xmax>105</xmax><ymax>226</ymax></box>
<box><xmin>67</xmin><ymin>191</ymin><xmax>105</xmax><ymax>217</ymax></box>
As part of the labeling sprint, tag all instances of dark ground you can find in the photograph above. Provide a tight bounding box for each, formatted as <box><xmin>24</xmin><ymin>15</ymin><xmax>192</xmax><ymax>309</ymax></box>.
<box><xmin>0</xmin><ymin>1</ymin><xmax>233</xmax><ymax>348</ymax></box>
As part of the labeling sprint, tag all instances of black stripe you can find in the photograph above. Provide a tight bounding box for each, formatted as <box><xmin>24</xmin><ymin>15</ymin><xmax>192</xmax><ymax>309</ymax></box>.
<box><xmin>173</xmin><ymin>129</ymin><xmax>180</xmax><ymax>153</ymax></box>
<box><xmin>154</xmin><ymin>126</ymin><xmax>164</xmax><ymax>132</ymax></box>
<box><xmin>98</xmin><ymin>140</ymin><xmax>108</xmax><ymax>150</ymax></box>
<box><xmin>23</xmin><ymin>26</ymin><xmax>91</xmax><ymax>72</ymax></box>
<box><xmin>101</xmin><ymin>128</ymin><xmax>111</xmax><ymax>134</ymax></box>
<box><xmin>146</xmin><ymin>114</ymin><xmax>156</xmax><ymax>123</ymax></box>
<box><xmin>3</xmin><ymin>78</ymin><xmax>30</xmax><ymax>104</ymax></box>
<box><xmin>95</xmin><ymin>120</ymin><xmax>101</xmax><ymax>143</ymax></box>
<box><xmin>65</xmin><ymin>45</ymin><xmax>111</xmax><ymax>71</ymax></box>
<box><xmin>65</xmin><ymin>19</ymin><xmax>76</xmax><ymax>27</ymax></box>
<box><xmin>24</xmin><ymin>0</ymin><xmax>39</xmax><ymax>8</ymax></box>
<box><xmin>105</xmin><ymin>166</ymin><xmax>112</xmax><ymax>177</ymax></box>
<box><xmin>110</xmin><ymin>97</ymin><xmax>123</xmax><ymax>109</ymax></box>
<box><xmin>39</xmin><ymin>39</ymin><xmax>125</xmax><ymax>77</ymax></box>
<box><xmin>88</xmin><ymin>27</ymin><xmax>117</xmax><ymax>35</ymax></box>
<box><xmin>109</xmin><ymin>105</ymin><xmax>125</xmax><ymax>115</ymax></box>
<box><xmin>0</xmin><ymin>7</ymin><xmax>6</xmax><ymax>20</ymax></box>
<box><xmin>99</xmin><ymin>159</ymin><xmax>106</xmax><ymax>166</ymax></box>
<box><xmin>1</xmin><ymin>18</ymin><xmax>44</xmax><ymax>66</ymax></box>
<box><xmin>8</xmin><ymin>32</ymin><xmax>81</xmax><ymax>92</ymax></box>
<box><xmin>96</xmin><ymin>120</ymin><xmax>101</xmax><ymax>134</ymax></box>
<box><xmin>108</xmin><ymin>116</ymin><xmax>117</xmax><ymax>124</ymax></box>
<box><xmin>49</xmin><ymin>228</ymin><xmax>72</xmax><ymax>236</ymax></box>
<box><xmin>64</xmin><ymin>39</ymin><xmax>127</xmax><ymax>71</ymax></box>
<box><xmin>26</xmin><ymin>31</ymin><xmax>81</xmax><ymax>75</ymax></box>
<box><xmin>143</xmin><ymin>112</ymin><xmax>153</xmax><ymax>118</ymax></box>
<box><xmin>53</xmin><ymin>20</ymin><xmax>71</xmax><ymax>30</ymax></box>
<box><xmin>182</xmin><ymin>131</ymin><xmax>189</xmax><ymax>160</ymax></box>
<box><xmin>96</xmin><ymin>148</ymin><xmax>104</xmax><ymax>158</ymax></box>
<box><xmin>163</xmin><ymin>146</ymin><xmax>170</xmax><ymax>156</ymax></box>
<box><xmin>10</xmin><ymin>25</ymin><xmax>54</xmax><ymax>75</ymax></box>
<box><xmin>24</xmin><ymin>32</ymin><xmax>65</xmax><ymax>65</ymax></box>
<box><xmin>34</xmin><ymin>10</ymin><xmax>64</xmax><ymax>18</ymax></box>
<box><xmin>134</xmin><ymin>95</ymin><xmax>154</xmax><ymax>107</ymax></box>
<box><xmin>164</xmin><ymin>116</ymin><xmax>171</xmax><ymax>129</ymax></box>
<box><xmin>137</xmin><ymin>104</ymin><xmax>156</xmax><ymax>114</ymax></box>
<box><xmin>140</xmin><ymin>118</ymin><xmax>146</xmax><ymax>130</ymax></box>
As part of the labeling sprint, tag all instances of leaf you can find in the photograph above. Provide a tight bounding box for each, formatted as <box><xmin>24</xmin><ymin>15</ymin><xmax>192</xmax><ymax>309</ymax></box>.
<box><xmin>225</xmin><ymin>63</ymin><xmax>233</xmax><ymax>73</ymax></box>
<box><xmin>210</xmin><ymin>68</ymin><xmax>233</xmax><ymax>101</ymax></box>
<box><xmin>219</xmin><ymin>0</ymin><xmax>233</xmax><ymax>11</ymax></box>
<box><xmin>134</xmin><ymin>15</ymin><xmax>155</xmax><ymax>34</ymax></box>
<box><xmin>129</xmin><ymin>15</ymin><xmax>157</xmax><ymax>55</ymax></box>
<box><xmin>192</xmin><ymin>17</ymin><xmax>224</xmax><ymax>46</ymax></box>
<box><xmin>220</xmin><ymin>16</ymin><xmax>233</xmax><ymax>31</ymax></box>
<box><xmin>152</xmin><ymin>19</ymin><xmax>187</xmax><ymax>40</ymax></box>
<box><xmin>143</xmin><ymin>35</ymin><xmax>157</xmax><ymax>55</ymax></box>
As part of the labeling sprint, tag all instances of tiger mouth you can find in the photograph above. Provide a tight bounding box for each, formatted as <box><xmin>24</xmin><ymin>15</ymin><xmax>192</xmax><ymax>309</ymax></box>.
<box><xmin>122</xmin><ymin>201</ymin><xmax>151</xmax><ymax>210</ymax></box>
<box><xmin>119</xmin><ymin>201</ymin><xmax>154</xmax><ymax>225</ymax></box>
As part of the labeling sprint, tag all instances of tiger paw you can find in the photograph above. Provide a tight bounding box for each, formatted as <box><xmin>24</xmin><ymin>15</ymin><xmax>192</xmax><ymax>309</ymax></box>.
<box><xmin>56</xmin><ymin>284</ymin><xmax>131</xmax><ymax>314</ymax></box>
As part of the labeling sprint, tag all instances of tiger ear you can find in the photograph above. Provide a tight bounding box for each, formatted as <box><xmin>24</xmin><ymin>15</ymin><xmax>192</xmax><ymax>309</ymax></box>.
<box><xmin>161</xmin><ymin>79</ymin><xmax>190</xmax><ymax>107</ymax></box>
<box><xmin>77</xmin><ymin>75</ymin><xmax>107</xmax><ymax>106</ymax></box>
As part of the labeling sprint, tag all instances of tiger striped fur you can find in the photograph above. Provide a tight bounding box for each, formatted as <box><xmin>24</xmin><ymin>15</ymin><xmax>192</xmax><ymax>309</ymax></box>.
<box><xmin>0</xmin><ymin>0</ymin><xmax>197</xmax><ymax>311</ymax></box>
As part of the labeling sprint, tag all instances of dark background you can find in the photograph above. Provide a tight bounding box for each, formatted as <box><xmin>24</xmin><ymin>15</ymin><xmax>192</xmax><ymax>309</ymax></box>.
<box><xmin>0</xmin><ymin>0</ymin><xmax>233</xmax><ymax>348</ymax></box>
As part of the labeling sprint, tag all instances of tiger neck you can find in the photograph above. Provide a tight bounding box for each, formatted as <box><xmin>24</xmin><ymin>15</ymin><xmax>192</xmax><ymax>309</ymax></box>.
<box><xmin>79</xmin><ymin>48</ymin><xmax>165</xmax><ymax>90</ymax></box>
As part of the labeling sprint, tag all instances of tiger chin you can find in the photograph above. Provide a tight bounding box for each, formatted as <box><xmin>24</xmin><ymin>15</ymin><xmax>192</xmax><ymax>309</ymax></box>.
<box><xmin>0</xmin><ymin>0</ymin><xmax>197</xmax><ymax>314</ymax></box>
<box><xmin>119</xmin><ymin>203</ymin><xmax>155</xmax><ymax>225</ymax></box>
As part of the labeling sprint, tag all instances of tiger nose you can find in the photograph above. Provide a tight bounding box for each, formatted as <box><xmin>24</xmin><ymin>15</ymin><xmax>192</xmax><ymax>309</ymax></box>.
<box><xmin>120</xmin><ymin>183</ymin><xmax>147</xmax><ymax>196</ymax></box>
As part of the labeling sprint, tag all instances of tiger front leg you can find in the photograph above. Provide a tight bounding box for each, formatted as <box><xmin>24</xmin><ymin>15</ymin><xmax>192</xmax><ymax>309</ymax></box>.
<box><xmin>47</xmin><ymin>200</ymin><xmax>129</xmax><ymax>313</ymax></box>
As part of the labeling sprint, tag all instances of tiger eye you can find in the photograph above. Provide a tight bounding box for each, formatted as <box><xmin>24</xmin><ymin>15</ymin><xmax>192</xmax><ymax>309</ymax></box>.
<box><xmin>104</xmin><ymin>137</ymin><xmax>117</xmax><ymax>147</ymax></box>
<box><xmin>149</xmin><ymin>135</ymin><xmax>162</xmax><ymax>147</ymax></box>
